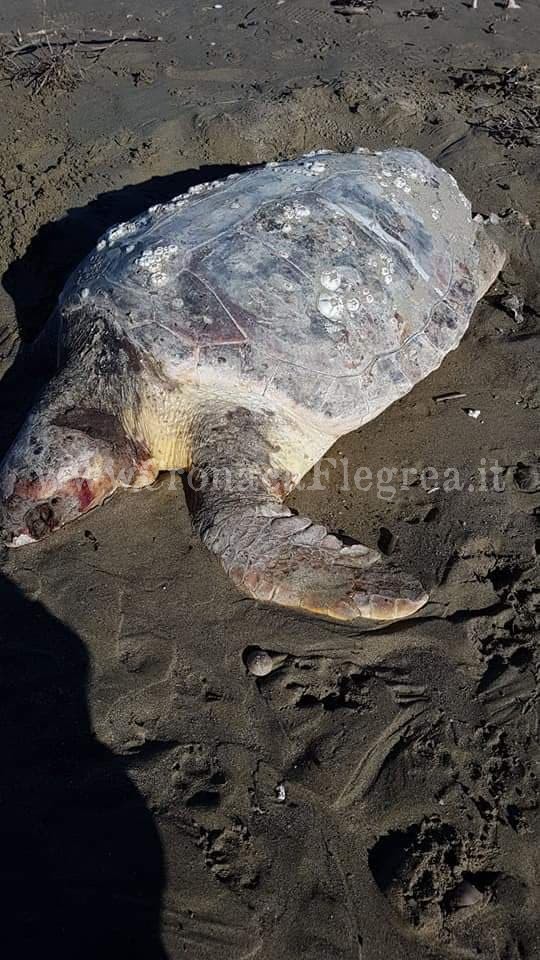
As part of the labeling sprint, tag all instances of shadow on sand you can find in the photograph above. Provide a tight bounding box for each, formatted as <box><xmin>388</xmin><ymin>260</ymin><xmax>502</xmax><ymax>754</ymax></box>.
<box><xmin>0</xmin><ymin>572</ymin><xmax>167</xmax><ymax>959</ymax></box>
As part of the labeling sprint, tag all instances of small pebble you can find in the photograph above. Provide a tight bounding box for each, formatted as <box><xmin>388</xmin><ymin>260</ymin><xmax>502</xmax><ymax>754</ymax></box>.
<box><xmin>276</xmin><ymin>783</ymin><xmax>286</xmax><ymax>802</ymax></box>
<box><xmin>463</xmin><ymin>408</ymin><xmax>481</xmax><ymax>419</ymax></box>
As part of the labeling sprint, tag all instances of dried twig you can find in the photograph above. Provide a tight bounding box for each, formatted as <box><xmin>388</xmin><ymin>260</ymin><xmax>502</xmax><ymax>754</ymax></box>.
<box><xmin>471</xmin><ymin>105</ymin><xmax>540</xmax><ymax>146</ymax></box>
<box><xmin>0</xmin><ymin>29</ymin><xmax>163</xmax><ymax>56</ymax></box>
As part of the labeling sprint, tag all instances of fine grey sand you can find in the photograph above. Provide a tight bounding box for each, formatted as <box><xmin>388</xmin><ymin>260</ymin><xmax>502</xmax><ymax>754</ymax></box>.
<box><xmin>1</xmin><ymin>1</ymin><xmax>539</xmax><ymax>958</ymax></box>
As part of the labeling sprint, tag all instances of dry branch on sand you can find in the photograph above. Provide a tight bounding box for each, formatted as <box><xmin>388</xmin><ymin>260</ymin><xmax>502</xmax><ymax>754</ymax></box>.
<box><xmin>0</xmin><ymin>35</ymin><xmax>84</xmax><ymax>94</ymax></box>
<box><xmin>397</xmin><ymin>6</ymin><xmax>445</xmax><ymax>20</ymax></box>
<box><xmin>0</xmin><ymin>29</ymin><xmax>163</xmax><ymax>95</ymax></box>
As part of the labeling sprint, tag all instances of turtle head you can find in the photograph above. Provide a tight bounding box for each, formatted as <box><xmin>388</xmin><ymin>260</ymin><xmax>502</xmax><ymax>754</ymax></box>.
<box><xmin>0</xmin><ymin>421</ymin><xmax>123</xmax><ymax>547</ymax></box>
<box><xmin>0</xmin><ymin>402</ymin><xmax>158</xmax><ymax>547</ymax></box>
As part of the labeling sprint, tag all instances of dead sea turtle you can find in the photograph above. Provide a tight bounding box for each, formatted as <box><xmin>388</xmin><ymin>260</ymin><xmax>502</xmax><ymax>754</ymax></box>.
<box><xmin>0</xmin><ymin>148</ymin><xmax>504</xmax><ymax>621</ymax></box>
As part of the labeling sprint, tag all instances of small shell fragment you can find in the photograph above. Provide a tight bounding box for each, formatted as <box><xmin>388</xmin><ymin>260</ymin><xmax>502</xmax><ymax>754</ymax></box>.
<box><xmin>245</xmin><ymin>648</ymin><xmax>286</xmax><ymax>676</ymax></box>
<box><xmin>275</xmin><ymin>783</ymin><xmax>286</xmax><ymax>802</ymax></box>
<box><xmin>463</xmin><ymin>408</ymin><xmax>481</xmax><ymax>419</ymax></box>
<box><xmin>500</xmin><ymin>293</ymin><xmax>524</xmax><ymax>325</ymax></box>
<box><xmin>451</xmin><ymin>880</ymin><xmax>484</xmax><ymax>908</ymax></box>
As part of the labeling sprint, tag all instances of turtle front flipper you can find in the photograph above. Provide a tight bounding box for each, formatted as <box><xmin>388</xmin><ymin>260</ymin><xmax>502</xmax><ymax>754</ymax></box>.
<box><xmin>0</xmin><ymin>359</ymin><xmax>157</xmax><ymax>547</ymax></box>
<box><xmin>187</xmin><ymin>405</ymin><xmax>428</xmax><ymax>623</ymax></box>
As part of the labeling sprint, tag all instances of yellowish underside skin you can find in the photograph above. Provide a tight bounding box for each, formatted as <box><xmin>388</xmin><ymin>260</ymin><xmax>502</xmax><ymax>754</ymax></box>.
<box><xmin>125</xmin><ymin>378</ymin><xmax>336</xmax><ymax>482</ymax></box>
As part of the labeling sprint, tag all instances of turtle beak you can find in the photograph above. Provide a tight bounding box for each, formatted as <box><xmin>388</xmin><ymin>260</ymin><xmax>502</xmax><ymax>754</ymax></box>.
<box><xmin>21</xmin><ymin>500</ymin><xmax>59</xmax><ymax>542</ymax></box>
<box><xmin>0</xmin><ymin>480</ymin><xmax>100</xmax><ymax>547</ymax></box>
<box><xmin>0</xmin><ymin>494</ymin><xmax>55</xmax><ymax>547</ymax></box>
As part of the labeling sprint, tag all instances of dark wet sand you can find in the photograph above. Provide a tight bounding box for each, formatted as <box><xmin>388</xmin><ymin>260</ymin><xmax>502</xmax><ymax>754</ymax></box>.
<box><xmin>1</xmin><ymin>1</ymin><xmax>539</xmax><ymax>957</ymax></box>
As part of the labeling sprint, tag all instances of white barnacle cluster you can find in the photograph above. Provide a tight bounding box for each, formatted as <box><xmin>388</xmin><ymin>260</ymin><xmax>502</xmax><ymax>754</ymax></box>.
<box><xmin>151</xmin><ymin>197</ymin><xmax>187</xmax><ymax>216</ymax></box>
<box><xmin>188</xmin><ymin>182</ymin><xmax>210</xmax><ymax>196</ymax></box>
<box><xmin>377</xmin><ymin>163</ymin><xmax>415</xmax><ymax>198</ymax></box>
<box><xmin>283</xmin><ymin>202</ymin><xmax>311</xmax><ymax>221</ymax></box>
<box><xmin>393</xmin><ymin>175</ymin><xmax>412</xmax><ymax>195</ymax></box>
<box><xmin>380</xmin><ymin>253</ymin><xmax>395</xmax><ymax>285</ymax></box>
<box><xmin>167</xmin><ymin>178</ymin><xmax>223</xmax><ymax>211</ymax></box>
<box><xmin>135</xmin><ymin>242</ymin><xmax>179</xmax><ymax>287</ymax></box>
<box><xmin>164</xmin><ymin>193</ymin><xmax>187</xmax><ymax>210</ymax></box>
<box><xmin>188</xmin><ymin>179</ymin><xmax>223</xmax><ymax>197</ymax></box>
<box><xmin>366</xmin><ymin>251</ymin><xmax>395</xmax><ymax>290</ymax></box>
<box><xmin>317</xmin><ymin>269</ymin><xmax>364</xmax><ymax>322</ymax></box>
<box><xmin>279</xmin><ymin>201</ymin><xmax>311</xmax><ymax>234</ymax></box>
<box><xmin>407</xmin><ymin>167</ymin><xmax>428</xmax><ymax>186</ymax></box>
<box><xmin>102</xmin><ymin>220</ymin><xmax>139</xmax><ymax>248</ymax></box>
<box><xmin>301</xmin><ymin>158</ymin><xmax>327</xmax><ymax>176</ymax></box>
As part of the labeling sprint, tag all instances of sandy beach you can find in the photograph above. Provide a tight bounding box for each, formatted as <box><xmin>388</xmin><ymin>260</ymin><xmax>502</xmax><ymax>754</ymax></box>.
<box><xmin>1</xmin><ymin>0</ymin><xmax>539</xmax><ymax>957</ymax></box>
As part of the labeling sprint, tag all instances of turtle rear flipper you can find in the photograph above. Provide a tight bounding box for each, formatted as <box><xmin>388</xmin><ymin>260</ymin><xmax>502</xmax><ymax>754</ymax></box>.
<box><xmin>187</xmin><ymin>405</ymin><xmax>428</xmax><ymax>623</ymax></box>
<box><xmin>223</xmin><ymin>514</ymin><xmax>427</xmax><ymax>622</ymax></box>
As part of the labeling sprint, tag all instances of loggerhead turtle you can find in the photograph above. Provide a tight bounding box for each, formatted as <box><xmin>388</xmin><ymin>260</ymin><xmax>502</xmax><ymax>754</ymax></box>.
<box><xmin>0</xmin><ymin>148</ymin><xmax>504</xmax><ymax>622</ymax></box>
